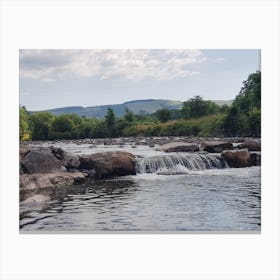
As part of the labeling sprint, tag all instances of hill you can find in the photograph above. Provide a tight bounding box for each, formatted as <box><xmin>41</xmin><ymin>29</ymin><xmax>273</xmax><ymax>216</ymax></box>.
<box><xmin>35</xmin><ymin>99</ymin><xmax>232</xmax><ymax>118</ymax></box>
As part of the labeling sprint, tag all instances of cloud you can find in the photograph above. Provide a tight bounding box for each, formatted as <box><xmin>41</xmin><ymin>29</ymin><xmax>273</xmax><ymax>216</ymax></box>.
<box><xmin>215</xmin><ymin>57</ymin><xmax>226</xmax><ymax>62</ymax></box>
<box><xmin>19</xmin><ymin>49</ymin><xmax>205</xmax><ymax>82</ymax></box>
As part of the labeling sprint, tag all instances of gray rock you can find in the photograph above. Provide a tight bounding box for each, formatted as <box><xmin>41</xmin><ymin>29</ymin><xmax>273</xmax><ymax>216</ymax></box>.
<box><xmin>21</xmin><ymin>147</ymin><xmax>64</xmax><ymax>174</ymax></box>
<box><xmin>201</xmin><ymin>141</ymin><xmax>233</xmax><ymax>153</ymax></box>
<box><xmin>160</xmin><ymin>142</ymin><xmax>199</xmax><ymax>152</ymax></box>
<box><xmin>50</xmin><ymin>147</ymin><xmax>80</xmax><ymax>168</ymax></box>
<box><xmin>20</xmin><ymin>172</ymin><xmax>88</xmax><ymax>192</ymax></box>
<box><xmin>249</xmin><ymin>152</ymin><xmax>261</xmax><ymax>166</ymax></box>
<box><xmin>237</xmin><ymin>139</ymin><xmax>261</xmax><ymax>151</ymax></box>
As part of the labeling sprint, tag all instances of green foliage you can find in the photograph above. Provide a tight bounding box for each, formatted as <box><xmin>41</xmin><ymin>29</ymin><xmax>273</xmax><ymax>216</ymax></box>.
<box><xmin>104</xmin><ymin>107</ymin><xmax>116</xmax><ymax>137</ymax></box>
<box><xmin>19</xmin><ymin>106</ymin><xmax>30</xmax><ymax>140</ymax></box>
<box><xmin>50</xmin><ymin>115</ymin><xmax>75</xmax><ymax>139</ymax></box>
<box><xmin>181</xmin><ymin>95</ymin><xmax>220</xmax><ymax>119</ymax></box>
<box><xmin>52</xmin><ymin>115</ymin><xmax>74</xmax><ymax>133</ymax></box>
<box><xmin>224</xmin><ymin>71</ymin><xmax>261</xmax><ymax>136</ymax></box>
<box><xmin>29</xmin><ymin>112</ymin><xmax>54</xmax><ymax>140</ymax></box>
<box><xmin>155</xmin><ymin>108</ymin><xmax>171</xmax><ymax>123</ymax></box>
<box><xmin>124</xmin><ymin>107</ymin><xmax>134</xmax><ymax>122</ymax></box>
<box><xmin>105</xmin><ymin>107</ymin><xmax>115</xmax><ymax>127</ymax></box>
<box><xmin>123</xmin><ymin>114</ymin><xmax>226</xmax><ymax>137</ymax></box>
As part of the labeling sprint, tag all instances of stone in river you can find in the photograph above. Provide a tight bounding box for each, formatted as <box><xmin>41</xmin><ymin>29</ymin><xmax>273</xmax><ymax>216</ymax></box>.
<box><xmin>201</xmin><ymin>141</ymin><xmax>233</xmax><ymax>153</ymax></box>
<box><xmin>160</xmin><ymin>142</ymin><xmax>199</xmax><ymax>152</ymax></box>
<box><xmin>79</xmin><ymin>151</ymin><xmax>136</xmax><ymax>178</ymax></box>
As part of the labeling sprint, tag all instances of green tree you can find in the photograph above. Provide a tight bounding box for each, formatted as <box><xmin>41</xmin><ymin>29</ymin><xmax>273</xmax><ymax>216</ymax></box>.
<box><xmin>156</xmin><ymin>108</ymin><xmax>171</xmax><ymax>123</ymax></box>
<box><xmin>29</xmin><ymin>112</ymin><xmax>54</xmax><ymax>140</ymax></box>
<box><xmin>19</xmin><ymin>106</ymin><xmax>30</xmax><ymax>140</ymax></box>
<box><xmin>181</xmin><ymin>96</ymin><xmax>220</xmax><ymax>119</ymax></box>
<box><xmin>223</xmin><ymin>71</ymin><xmax>261</xmax><ymax>136</ymax></box>
<box><xmin>51</xmin><ymin>115</ymin><xmax>74</xmax><ymax>133</ymax></box>
<box><xmin>124</xmin><ymin>107</ymin><xmax>134</xmax><ymax>122</ymax></box>
<box><xmin>105</xmin><ymin>107</ymin><xmax>116</xmax><ymax>137</ymax></box>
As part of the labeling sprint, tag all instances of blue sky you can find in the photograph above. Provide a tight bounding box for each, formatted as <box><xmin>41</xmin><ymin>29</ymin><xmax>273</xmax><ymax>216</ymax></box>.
<box><xmin>19</xmin><ymin>49</ymin><xmax>260</xmax><ymax>111</ymax></box>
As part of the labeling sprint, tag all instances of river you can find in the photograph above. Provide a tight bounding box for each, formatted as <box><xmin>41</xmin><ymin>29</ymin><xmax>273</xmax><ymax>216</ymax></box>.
<box><xmin>20</xmin><ymin>142</ymin><xmax>261</xmax><ymax>232</ymax></box>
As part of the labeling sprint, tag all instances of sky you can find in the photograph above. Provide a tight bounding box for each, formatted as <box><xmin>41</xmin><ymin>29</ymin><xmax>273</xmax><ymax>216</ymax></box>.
<box><xmin>19</xmin><ymin>49</ymin><xmax>260</xmax><ymax>111</ymax></box>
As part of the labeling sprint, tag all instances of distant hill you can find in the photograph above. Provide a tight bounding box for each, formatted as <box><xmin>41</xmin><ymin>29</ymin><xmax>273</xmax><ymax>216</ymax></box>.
<box><xmin>35</xmin><ymin>99</ymin><xmax>232</xmax><ymax>118</ymax></box>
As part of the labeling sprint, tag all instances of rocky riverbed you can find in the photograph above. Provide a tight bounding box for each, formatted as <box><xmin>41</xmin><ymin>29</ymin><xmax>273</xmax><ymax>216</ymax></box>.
<box><xmin>19</xmin><ymin>137</ymin><xmax>261</xmax><ymax>230</ymax></box>
<box><xmin>20</xmin><ymin>136</ymin><xmax>261</xmax><ymax>227</ymax></box>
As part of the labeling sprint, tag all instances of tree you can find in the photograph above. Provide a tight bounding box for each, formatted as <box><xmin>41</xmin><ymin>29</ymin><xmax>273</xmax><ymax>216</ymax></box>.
<box><xmin>124</xmin><ymin>107</ymin><xmax>134</xmax><ymax>122</ymax></box>
<box><xmin>223</xmin><ymin>71</ymin><xmax>261</xmax><ymax>136</ymax></box>
<box><xmin>156</xmin><ymin>108</ymin><xmax>171</xmax><ymax>123</ymax></box>
<box><xmin>19</xmin><ymin>106</ymin><xmax>30</xmax><ymax>140</ymax></box>
<box><xmin>29</xmin><ymin>112</ymin><xmax>54</xmax><ymax>140</ymax></box>
<box><xmin>51</xmin><ymin>115</ymin><xmax>74</xmax><ymax>133</ymax></box>
<box><xmin>105</xmin><ymin>108</ymin><xmax>115</xmax><ymax>127</ymax></box>
<box><xmin>105</xmin><ymin>107</ymin><xmax>116</xmax><ymax>137</ymax></box>
<box><xmin>181</xmin><ymin>95</ymin><xmax>220</xmax><ymax>119</ymax></box>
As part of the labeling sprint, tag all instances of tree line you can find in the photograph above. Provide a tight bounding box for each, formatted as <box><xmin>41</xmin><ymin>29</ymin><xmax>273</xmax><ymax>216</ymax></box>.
<box><xmin>20</xmin><ymin>71</ymin><xmax>261</xmax><ymax>141</ymax></box>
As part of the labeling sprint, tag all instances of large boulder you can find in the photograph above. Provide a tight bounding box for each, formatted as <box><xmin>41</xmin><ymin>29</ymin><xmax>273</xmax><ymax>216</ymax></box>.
<box><xmin>79</xmin><ymin>151</ymin><xmax>136</xmax><ymax>178</ymax></box>
<box><xmin>201</xmin><ymin>141</ymin><xmax>233</xmax><ymax>153</ymax></box>
<box><xmin>222</xmin><ymin>149</ymin><xmax>252</xmax><ymax>168</ymax></box>
<box><xmin>21</xmin><ymin>147</ymin><xmax>65</xmax><ymax>174</ymax></box>
<box><xmin>237</xmin><ymin>139</ymin><xmax>261</xmax><ymax>151</ymax></box>
<box><xmin>160</xmin><ymin>142</ymin><xmax>199</xmax><ymax>153</ymax></box>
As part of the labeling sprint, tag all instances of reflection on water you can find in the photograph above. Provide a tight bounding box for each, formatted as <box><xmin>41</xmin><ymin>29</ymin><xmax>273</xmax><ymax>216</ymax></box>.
<box><xmin>20</xmin><ymin>167</ymin><xmax>261</xmax><ymax>232</ymax></box>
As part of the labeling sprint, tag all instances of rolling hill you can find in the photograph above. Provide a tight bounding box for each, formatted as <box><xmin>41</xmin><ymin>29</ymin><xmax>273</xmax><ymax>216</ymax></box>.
<box><xmin>35</xmin><ymin>99</ymin><xmax>232</xmax><ymax>118</ymax></box>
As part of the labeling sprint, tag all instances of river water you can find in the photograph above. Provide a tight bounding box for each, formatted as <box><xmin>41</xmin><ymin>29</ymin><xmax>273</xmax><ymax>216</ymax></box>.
<box><xmin>20</xmin><ymin>142</ymin><xmax>261</xmax><ymax>232</ymax></box>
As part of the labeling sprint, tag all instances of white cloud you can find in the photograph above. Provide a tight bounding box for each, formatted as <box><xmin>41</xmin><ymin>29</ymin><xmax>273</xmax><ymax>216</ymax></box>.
<box><xmin>19</xmin><ymin>49</ymin><xmax>205</xmax><ymax>82</ymax></box>
<box><xmin>41</xmin><ymin>77</ymin><xmax>56</xmax><ymax>83</ymax></box>
<box><xmin>215</xmin><ymin>57</ymin><xmax>226</xmax><ymax>62</ymax></box>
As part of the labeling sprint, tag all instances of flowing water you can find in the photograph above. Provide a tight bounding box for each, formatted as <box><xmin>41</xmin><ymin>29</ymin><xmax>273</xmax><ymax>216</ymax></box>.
<box><xmin>20</xmin><ymin>142</ymin><xmax>261</xmax><ymax>232</ymax></box>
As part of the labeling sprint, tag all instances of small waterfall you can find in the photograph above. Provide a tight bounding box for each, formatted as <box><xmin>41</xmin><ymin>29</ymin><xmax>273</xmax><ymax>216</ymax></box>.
<box><xmin>136</xmin><ymin>153</ymin><xmax>228</xmax><ymax>174</ymax></box>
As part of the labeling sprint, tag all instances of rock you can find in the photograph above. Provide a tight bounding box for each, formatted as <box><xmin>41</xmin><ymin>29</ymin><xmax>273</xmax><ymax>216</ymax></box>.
<box><xmin>67</xmin><ymin>167</ymin><xmax>81</xmax><ymax>173</ymax></box>
<box><xmin>160</xmin><ymin>142</ymin><xmax>199</xmax><ymax>152</ymax></box>
<box><xmin>21</xmin><ymin>194</ymin><xmax>50</xmax><ymax>206</ymax></box>
<box><xmin>249</xmin><ymin>152</ymin><xmax>261</xmax><ymax>166</ymax></box>
<box><xmin>21</xmin><ymin>147</ymin><xmax>64</xmax><ymax>174</ymax></box>
<box><xmin>50</xmin><ymin>146</ymin><xmax>64</xmax><ymax>159</ymax></box>
<box><xmin>237</xmin><ymin>139</ymin><xmax>261</xmax><ymax>151</ymax></box>
<box><xmin>201</xmin><ymin>141</ymin><xmax>233</xmax><ymax>153</ymax></box>
<box><xmin>50</xmin><ymin>147</ymin><xmax>81</xmax><ymax>168</ymax></box>
<box><xmin>20</xmin><ymin>172</ymin><xmax>88</xmax><ymax>192</ymax></box>
<box><xmin>82</xmin><ymin>168</ymin><xmax>96</xmax><ymax>178</ymax></box>
<box><xmin>20</xmin><ymin>194</ymin><xmax>51</xmax><ymax>213</ymax></box>
<box><xmin>20</xmin><ymin>174</ymin><xmax>44</xmax><ymax>191</ymax></box>
<box><xmin>20</xmin><ymin>146</ymin><xmax>30</xmax><ymax>159</ymax></box>
<box><xmin>79</xmin><ymin>151</ymin><xmax>136</xmax><ymax>178</ymax></box>
<box><xmin>222</xmin><ymin>149</ymin><xmax>252</xmax><ymax>168</ymax></box>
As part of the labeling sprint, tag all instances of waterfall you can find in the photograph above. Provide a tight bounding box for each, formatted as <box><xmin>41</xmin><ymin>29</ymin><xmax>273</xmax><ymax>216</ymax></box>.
<box><xmin>135</xmin><ymin>153</ymin><xmax>228</xmax><ymax>174</ymax></box>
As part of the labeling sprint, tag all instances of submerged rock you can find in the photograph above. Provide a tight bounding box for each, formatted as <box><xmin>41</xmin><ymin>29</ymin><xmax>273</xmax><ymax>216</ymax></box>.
<box><xmin>79</xmin><ymin>151</ymin><xmax>136</xmax><ymax>178</ymax></box>
<box><xmin>201</xmin><ymin>141</ymin><xmax>233</xmax><ymax>153</ymax></box>
<box><xmin>160</xmin><ymin>142</ymin><xmax>199</xmax><ymax>152</ymax></box>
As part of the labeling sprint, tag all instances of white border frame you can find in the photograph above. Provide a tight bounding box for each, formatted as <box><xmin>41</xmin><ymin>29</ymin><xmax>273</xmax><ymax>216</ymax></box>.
<box><xmin>1</xmin><ymin>1</ymin><xmax>280</xmax><ymax>279</ymax></box>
